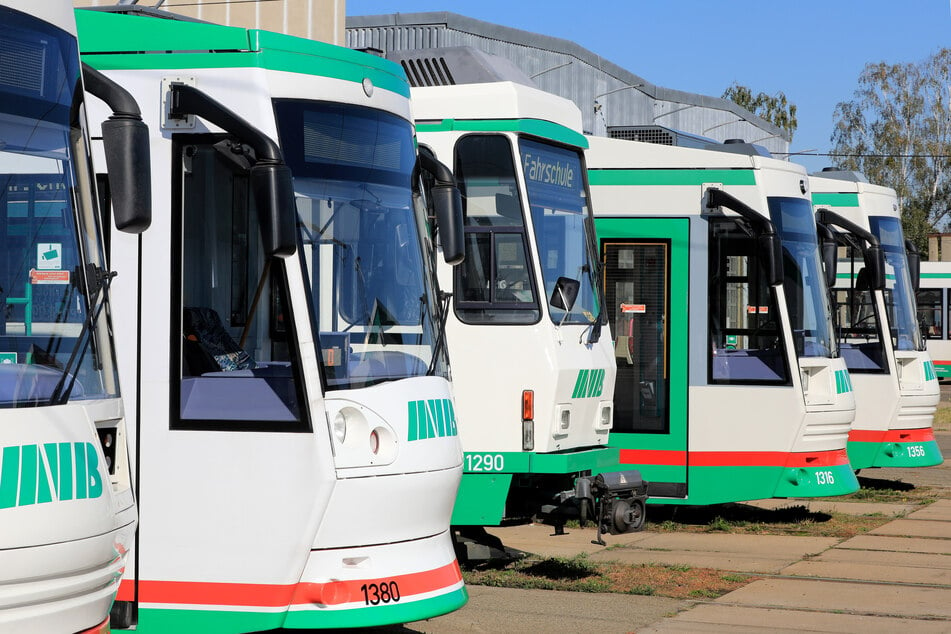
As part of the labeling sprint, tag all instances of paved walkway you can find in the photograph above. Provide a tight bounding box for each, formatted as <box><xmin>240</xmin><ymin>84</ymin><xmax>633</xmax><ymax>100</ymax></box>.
<box><xmin>381</xmin><ymin>432</ymin><xmax>951</xmax><ymax>633</ymax></box>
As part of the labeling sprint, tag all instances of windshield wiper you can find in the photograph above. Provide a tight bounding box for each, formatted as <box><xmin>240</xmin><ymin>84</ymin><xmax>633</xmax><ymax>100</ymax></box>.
<box><xmin>427</xmin><ymin>290</ymin><xmax>452</xmax><ymax>376</ymax></box>
<box><xmin>49</xmin><ymin>264</ymin><xmax>116</xmax><ymax>405</ymax></box>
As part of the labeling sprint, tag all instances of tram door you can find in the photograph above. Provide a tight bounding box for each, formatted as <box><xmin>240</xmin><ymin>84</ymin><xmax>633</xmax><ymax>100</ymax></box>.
<box><xmin>598</xmin><ymin>217</ymin><xmax>689</xmax><ymax>498</ymax></box>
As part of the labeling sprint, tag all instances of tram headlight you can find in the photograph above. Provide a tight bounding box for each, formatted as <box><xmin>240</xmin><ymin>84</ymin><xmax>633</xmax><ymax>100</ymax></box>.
<box><xmin>333</xmin><ymin>412</ymin><xmax>348</xmax><ymax>443</ymax></box>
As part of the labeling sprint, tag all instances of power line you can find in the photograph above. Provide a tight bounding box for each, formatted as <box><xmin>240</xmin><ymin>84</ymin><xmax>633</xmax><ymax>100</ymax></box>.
<box><xmin>774</xmin><ymin>152</ymin><xmax>951</xmax><ymax>159</ymax></box>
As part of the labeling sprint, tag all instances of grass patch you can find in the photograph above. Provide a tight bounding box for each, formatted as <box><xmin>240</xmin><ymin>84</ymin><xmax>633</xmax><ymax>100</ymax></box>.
<box><xmin>462</xmin><ymin>555</ymin><xmax>750</xmax><ymax>600</ymax></box>
<box><xmin>646</xmin><ymin>503</ymin><xmax>891</xmax><ymax>538</ymax></box>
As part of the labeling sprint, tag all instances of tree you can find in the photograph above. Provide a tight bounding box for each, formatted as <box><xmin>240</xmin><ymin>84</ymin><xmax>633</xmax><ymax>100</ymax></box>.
<box><xmin>831</xmin><ymin>50</ymin><xmax>951</xmax><ymax>249</ymax></box>
<box><xmin>722</xmin><ymin>82</ymin><xmax>798</xmax><ymax>140</ymax></box>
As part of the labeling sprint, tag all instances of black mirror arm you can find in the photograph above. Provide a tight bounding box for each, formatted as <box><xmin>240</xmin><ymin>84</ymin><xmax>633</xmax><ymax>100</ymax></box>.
<box><xmin>81</xmin><ymin>63</ymin><xmax>143</xmax><ymax>123</ymax></box>
<box><xmin>815</xmin><ymin>209</ymin><xmax>880</xmax><ymax>250</ymax></box>
<box><xmin>168</xmin><ymin>84</ymin><xmax>284</xmax><ymax>166</ymax></box>
<box><xmin>704</xmin><ymin>187</ymin><xmax>779</xmax><ymax>238</ymax></box>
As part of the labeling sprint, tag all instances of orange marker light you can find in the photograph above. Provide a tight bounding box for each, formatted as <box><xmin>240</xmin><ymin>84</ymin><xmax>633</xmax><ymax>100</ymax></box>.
<box><xmin>522</xmin><ymin>390</ymin><xmax>534</xmax><ymax>421</ymax></box>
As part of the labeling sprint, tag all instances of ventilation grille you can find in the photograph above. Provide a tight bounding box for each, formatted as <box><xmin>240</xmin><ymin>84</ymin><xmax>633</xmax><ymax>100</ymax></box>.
<box><xmin>608</xmin><ymin>126</ymin><xmax>674</xmax><ymax>145</ymax></box>
<box><xmin>400</xmin><ymin>57</ymin><xmax>456</xmax><ymax>87</ymax></box>
<box><xmin>607</xmin><ymin>125</ymin><xmax>714</xmax><ymax>149</ymax></box>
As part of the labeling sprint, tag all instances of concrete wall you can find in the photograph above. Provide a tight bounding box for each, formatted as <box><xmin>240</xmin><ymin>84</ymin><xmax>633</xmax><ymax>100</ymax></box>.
<box><xmin>73</xmin><ymin>0</ymin><xmax>345</xmax><ymax>45</ymax></box>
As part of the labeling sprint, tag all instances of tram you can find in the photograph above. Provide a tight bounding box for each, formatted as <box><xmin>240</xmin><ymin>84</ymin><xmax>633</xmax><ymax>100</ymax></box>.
<box><xmin>395</xmin><ymin>48</ymin><xmax>647</xmax><ymax>540</ymax></box>
<box><xmin>0</xmin><ymin>1</ymin><xmax>149</xmax><ymax>631</ymax></box>
<box><xmin>78</xmin><ymin>7</ymin><xmax>467</xmax><ymax>631</ymax></box>
<box><xmin>918</xmin><ymin>261</ymin><xmax>951</xmax><ymax>378</ymax></box>
<box><xmin>810</xmin><ymin>170</ymin><xmax>941</xmax><ymax>469</ymax></box>
<box><xmin>587</xmin><ymin>135</ymin><xmax>859</xmax><ymax>504</ymax></box>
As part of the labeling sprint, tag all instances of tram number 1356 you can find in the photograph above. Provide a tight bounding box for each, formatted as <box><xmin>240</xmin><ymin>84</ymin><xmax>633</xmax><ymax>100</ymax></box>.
<box><xmin>361</xmin><ymin>581</ymin><xmax>400</xmax><ymax>605</ymax></box>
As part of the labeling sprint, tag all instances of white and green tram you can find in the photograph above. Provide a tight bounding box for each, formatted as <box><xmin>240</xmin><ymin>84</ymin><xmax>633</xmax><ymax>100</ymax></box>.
<box><xmin>0</xmin><ymin>1</ymin><xmax>150</xmax><ymax>631</ymax></box>
<box><xmin>587</xmin><ymin>136</ymin><xmax>859</xmax><ymax>504</ymax></box>
<box><xmin>407</xmin><ymin>73</ymin><xmax>646</xmax><ymax>540</ymax></box>
<box><xmin>79</xmin><ymin>7</ymin><xmax>467</xmax><ymax>632</ymax></box>
<box><xmin>810</xmin><ymin>170</ymin><xmax>941</xmax><ymax>469</ymax></box>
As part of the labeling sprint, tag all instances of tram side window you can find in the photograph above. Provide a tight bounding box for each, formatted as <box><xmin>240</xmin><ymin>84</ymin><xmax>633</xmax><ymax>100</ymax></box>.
<box><xmin>917</xmin><ymin>288</ymin><xmax>943</xmax><ymax>339</ymax></box>
<box><xmin>453</xmin><ymin>135</ymin><xmax>540</xmax><ymax>324</ymax></box>
<box><xmin>174</xmin><ymin>140</ymin><xmax>306</xmax><ymax>431</ymax></box>
<box><xmin>708</xmin><ymin>219</ymin><xmax>789</xmax><ymax>384</ymax></box>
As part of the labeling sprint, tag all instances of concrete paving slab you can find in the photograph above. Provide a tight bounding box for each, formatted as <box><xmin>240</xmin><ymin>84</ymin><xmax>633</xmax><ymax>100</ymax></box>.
<box><xmin>906</xmin><ymin>499</ymin><xmax>951</xmax><ymax>521</ymax></box>
<box><xmin>393</xmin><ymin>585</ymin><xmax>688</xmax><ymax>634</ymax></box>
<box><xmin>640</xmin><ymin>604</ymin><xmax>951</xmax><ymax>633</ymax></box>
<box><xmin>745</xmin><ymin>498</ymin><xmax>917</xmax><ymax>517</ymax></box>
<box><xmin>715</xmin><ymin>577</ymin><xmax>951</xmax><ymax>618</ymax></box>
<box><xmin>870</xmin><ymin>518</ymin><xmax>951</xmax><ymax>538</ymax></box>
<box><xmin>838</xmin><ymin>534</ymin><xmax>951</xmax><ymax>554</ymax></box>
<box><xmin>627</xmin><ymin>533</ymin><xmax>838</xmax><ymax>558</ymax></box>
<box><xmin>782</xmin><ymin>560</ymin><xmax>951</xmax><ymax>585</ymax></box>
<box><xmin>806</xmin><ymin>547</ymin><xmax>951</xmax><ymax>570</ymax></box>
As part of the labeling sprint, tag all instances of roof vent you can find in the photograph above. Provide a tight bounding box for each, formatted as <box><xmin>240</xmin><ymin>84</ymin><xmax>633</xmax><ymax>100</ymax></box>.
<box><xmin>386</xmin><ymin>46</ymin><xmax>536</xmax><ymax>88</ymax></box>
<box><xmin>607</xmin><ymin>124</ymin><xmax>714</xmax><ymax>149</ymax></box>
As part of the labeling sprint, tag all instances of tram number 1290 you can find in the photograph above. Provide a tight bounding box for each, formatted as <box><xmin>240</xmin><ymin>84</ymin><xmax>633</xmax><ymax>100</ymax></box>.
<box><xmin>465</xmin><ymin>453</ymin><xmax>504</xmax><ymax>472</ymax></box>
<box><xmin>361</xmin><ymin>581</ymin><xmax>400</xmax><ymax>605</ymax></box>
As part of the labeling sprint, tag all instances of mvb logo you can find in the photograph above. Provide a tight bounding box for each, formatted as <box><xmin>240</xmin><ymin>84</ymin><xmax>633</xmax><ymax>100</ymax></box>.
<box><xmin>834</xmin><ymin>369</ymin><xmax>853</xmax><ymax>394</ymax></box>
<box><xmin>0</xmin><ymin>442</ymin><xmax>103</xmax><ymax>510</ymax></box>
<box><xmin>572</xmin><ymin>369</ymin><xmax>605</xmax><ymax>399</ymax></box>
<box><xmin>408</xmin><ymin>399</ymin><xmax>458</xmax><ymax>441</ymax></box>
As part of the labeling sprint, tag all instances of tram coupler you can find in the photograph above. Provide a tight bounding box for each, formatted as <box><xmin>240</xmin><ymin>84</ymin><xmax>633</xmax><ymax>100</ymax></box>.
<box><xmin>577</xmin><ymin>470</ymin><xmax>648</xmax><ymax>546</ymax></box>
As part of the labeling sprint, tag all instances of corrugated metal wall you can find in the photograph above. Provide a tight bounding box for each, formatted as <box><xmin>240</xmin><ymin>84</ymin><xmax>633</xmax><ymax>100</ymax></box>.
<box><xmin>348</xmin><ymin>13</ymin><xmax>789</xmax><ymax>155</ymax></box>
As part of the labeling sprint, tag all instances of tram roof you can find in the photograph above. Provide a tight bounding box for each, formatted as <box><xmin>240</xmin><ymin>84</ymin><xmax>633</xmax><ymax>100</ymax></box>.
<box><xmin>75</xmin><ymin>8</ymin><xmax>409</xmax><ymax>97</ymax></box>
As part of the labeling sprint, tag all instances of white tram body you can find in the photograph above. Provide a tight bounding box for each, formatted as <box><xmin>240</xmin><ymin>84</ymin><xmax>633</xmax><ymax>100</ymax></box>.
<box><xmin>79</xmin><ymin>8</ymin><xmax>465</xmax><ymax>631</ymax></box>
<box><xmin>588</xmin><ymin>136</ymin><xmax>859</xmax><ymax>502</ymax></box>
<box><xmin>811</xmin><ymin>172</ymin><xmax>941</xmax><ymax>469</ymax></box>
<box><xmin>0</xmin><ymin>2</ymin><xmax>137</xmax><ymax>632</ymax></box>
<box><xmin>411</xmin><ymin>80</ymin><xmax>646</xmax><ymax>532</ymax></box>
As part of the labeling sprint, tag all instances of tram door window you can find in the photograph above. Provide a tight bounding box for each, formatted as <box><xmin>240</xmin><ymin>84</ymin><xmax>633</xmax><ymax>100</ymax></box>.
<box><xmin>917</xmin><ymin>288</ymin><xmax>943</xmax><ymax>340</ymax></box>
<box><xmin>173</xmin><ymin>138</ymin><xmax>307</xmax><ymax>431</ymax></box>
<box><xmin>708</xmin><ymin>219</ymin><xmax>789</xmax><ymax>384</ymax></box>
<box><xmin>453</xmin><ymin>134</ymin><xmax>540</xmax><ymax>324</ymax></box>
<box><xmin>832</xmin><ymin>247</ymin><xmax>886</xmax><ymax>372</ymax></box>
<box><xmin>603</xmin><ymin>241</ymin><xmax>669</xmax><ymax>433</ymax></box>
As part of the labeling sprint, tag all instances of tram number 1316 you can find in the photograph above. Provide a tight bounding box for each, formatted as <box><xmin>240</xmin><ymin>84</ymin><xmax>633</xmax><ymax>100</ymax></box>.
<box><xmin>361</xmin><ymin>581</ymin><xmax>400</xmax><ymax>605</ymax></box>
<box><xmin>815</xmin><ymin>470</ymin><xmax>835</xmax><ymax>485</ymax></box>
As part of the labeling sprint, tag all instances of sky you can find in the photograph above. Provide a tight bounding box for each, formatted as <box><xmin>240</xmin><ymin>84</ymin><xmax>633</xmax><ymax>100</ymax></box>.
<box><xmin>347</xmin><ymin>0</ymin><xmax>951</xmax><ymax>173</ymax></box>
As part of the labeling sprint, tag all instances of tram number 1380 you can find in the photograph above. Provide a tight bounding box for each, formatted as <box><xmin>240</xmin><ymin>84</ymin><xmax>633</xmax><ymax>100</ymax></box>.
<box><xmin>360</xmin><ymin>581</ymin><xmax>400</xmax><ymax>605</ymax></box>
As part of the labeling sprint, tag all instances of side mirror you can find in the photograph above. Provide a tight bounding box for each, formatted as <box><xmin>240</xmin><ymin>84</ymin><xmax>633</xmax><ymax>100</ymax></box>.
<box><xmin>759</xmin><ymin>233</ymin><xmax>785</xmax><ymax>287</ymax></box>
<box><xmin>431</xmin><ymin>183</ymin><xmax>465</xmax><ymax>265</ymax></box>
<box><xmin>550</xmin><ymin>276</ymin><xmax>580</xmax><ymax>312</ymax></box>
<box><xmin>101</xmin><ymin>118</ymin><xmax>151</xmax><ymax>233</ymax></box>
<box><xmin>816</xmin><ymin>223</ymin><xmax>838</xmax><ymax>289</ymax></box>
<box><xmin>250</xmin><ymin>163</ymin><xmax>298</xmax><ymax>257</ymax></box>
<box><xmin>906</xmin><ymin>239</ymin><xmax>921</xmax><ymax>292</ymax></box>
<box><xmin>416</xmin><ymin>150</ymin><xmax>465</xmax><ymax>266</ymax></box>
<box><xmin>864</xmin><ymin>243</ymin><xmax>886</xmax><ymax>291</ymax></box>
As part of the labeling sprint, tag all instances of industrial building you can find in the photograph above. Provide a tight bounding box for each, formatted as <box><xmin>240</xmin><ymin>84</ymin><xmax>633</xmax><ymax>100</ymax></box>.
<box><xmin>346</xmin><ymin>11</ymin><xmax>789</xmax><ymax>155</ymax></box>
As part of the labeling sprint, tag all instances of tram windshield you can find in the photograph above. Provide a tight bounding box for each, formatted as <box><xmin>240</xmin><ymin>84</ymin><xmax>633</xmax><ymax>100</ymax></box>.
<box><xmin>520</xmin><ymin>139</ymin><xmax>601</xmax><ymax>326</ymax></box>
<box><xmin>274</xmin><ymin>100</ymin><xmax>445</xmax><ymax>389</ymax></box>
<box><xmin>869</xmin><ymin>215</ymin><xmax>923</xmax><ymax>352</ymax></box>
<box><xmin>769</xmin><ymin>197</ymin><xmax>835</xmax><ymax>359</ymax></box>
<box><xmin>0</xmin><ymin>7</ymin><xmax>118</xmax><ymax>407</ymax></box>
